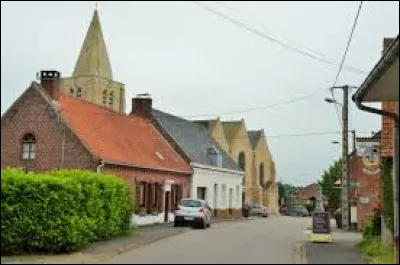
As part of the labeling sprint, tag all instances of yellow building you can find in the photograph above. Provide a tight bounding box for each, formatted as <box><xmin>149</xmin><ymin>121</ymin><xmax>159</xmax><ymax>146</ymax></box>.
<box><xmin>60</xmin><ymin>9</ymin><xmax>126</xmax><ymax>113</ymax></box>
<box><xmin>196</xmin><ymin>118</ymin><xmax>279</xmax><ymax>212</ymax></box>
<box><xmin>248</xmin><ymin>130</ymin><xmax>279</xmax><ymax>214</ymax></box>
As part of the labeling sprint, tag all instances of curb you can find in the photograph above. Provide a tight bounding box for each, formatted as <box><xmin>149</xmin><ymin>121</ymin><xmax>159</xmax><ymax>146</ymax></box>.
<box><xmin>96</xmin><ymin>229</ymin><xmax>190</xmax><ymax>264</ymax></box>
<box><xmin>292</xmin><ymin>243</ymin><xmax>307</xmax><ymax>264</ymax></box>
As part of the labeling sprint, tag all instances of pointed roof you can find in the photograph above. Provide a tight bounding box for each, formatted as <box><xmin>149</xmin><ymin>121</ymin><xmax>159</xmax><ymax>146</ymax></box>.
<box><xmin>248</xmin><ymin>130</ymin><xmax>263</xmax><ymax>150</ymax></box>
<box><xmin>221</xmin><ymin>120</ymin><xmax>243</xmax><ymax>144</ymax></box>
<box><xmin>73</xmin><ymin>10</ymin><xmax>113</xmax><ymax>80</ymax></box>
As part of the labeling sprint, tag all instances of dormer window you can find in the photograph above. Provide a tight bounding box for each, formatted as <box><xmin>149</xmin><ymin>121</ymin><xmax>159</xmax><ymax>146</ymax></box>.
<box><xmin>207</xmin><ymin>147</ymin><xmax>221</xmax><ymax>167</ymax></box>
<box><xmin>22</xmin><ymin>133</ymin><xmax>36</xmax><ymax>160</ymax></box>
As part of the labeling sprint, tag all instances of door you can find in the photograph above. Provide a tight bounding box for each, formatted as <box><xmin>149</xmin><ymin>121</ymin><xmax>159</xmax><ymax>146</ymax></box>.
<box><xmin>164</xmin><ymin>191</ymin><xmax>170</xmax><ymax>222</ymax></box>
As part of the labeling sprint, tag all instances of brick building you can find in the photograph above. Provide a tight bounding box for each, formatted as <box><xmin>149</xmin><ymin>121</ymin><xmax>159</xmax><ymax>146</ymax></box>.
<box><xmin>1</xmin><ymin>71</ymin><xmax>192</xmax><ymax>226</ymax></box>
<box><xmin>348</xmin><ymin>132</ymin><xmax>381</xmax><ymax>231</ymax></box>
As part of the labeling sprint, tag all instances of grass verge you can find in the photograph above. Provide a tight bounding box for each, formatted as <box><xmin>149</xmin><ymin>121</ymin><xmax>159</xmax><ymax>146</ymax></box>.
<box><xmin>357</xmin><ymin>236</ymin><xmax>394</xmax><ymax>264</ymax></box>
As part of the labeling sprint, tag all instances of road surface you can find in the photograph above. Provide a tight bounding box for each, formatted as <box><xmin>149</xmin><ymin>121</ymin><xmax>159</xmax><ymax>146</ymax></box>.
<box><xmin>107</xmin><ymin>216</ymin><xmax>309</xmax><ymax>264</ymax></box>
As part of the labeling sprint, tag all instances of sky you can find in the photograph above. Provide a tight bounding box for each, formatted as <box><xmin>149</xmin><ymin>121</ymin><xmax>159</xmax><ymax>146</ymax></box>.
<box><xmin>1</xmin><ymin>1</ymin><xmax>399</xmax><ymax>186</ymax></box>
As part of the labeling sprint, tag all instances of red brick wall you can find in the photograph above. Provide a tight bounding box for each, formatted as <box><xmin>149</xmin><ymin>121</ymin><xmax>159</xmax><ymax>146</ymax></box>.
<box><xmin>1</xmin><ymin>86</ymin><xmax>97</xmax><ymax>171</ymax></box>
<box><xmin>381</xmin><ymin>101</ymin><xmax>398</xmax><ymax>158</ymax></box>
<box><xmin>380</xmin><ymin>37</ymin><xmax>398</xmax><ymax>158</ymax></box>
<box><xmin>298</xmin><ymin>184</ymin><xmax>318</xmax><ymax>201</ymax></box>
<box><xmin>349</xmin><ymin>141</ymin><xmax>381</xmax><ymax>231</ymax></box>
<box><xmin>101</xmin><ymin>165</ymin><xmax>191</xmax><ymax>212</ymax></box>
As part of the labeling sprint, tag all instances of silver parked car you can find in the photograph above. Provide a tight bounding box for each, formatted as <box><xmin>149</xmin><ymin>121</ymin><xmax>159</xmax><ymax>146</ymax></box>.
<box><xmin>174</xmin><ymin>198</ymin><xmax>212</xmax><ymax>229</ymax></box>
<box><xmin>250</xmin><ymin>203</ymin><xmax>269</xmax><ymax>218</ymax></box>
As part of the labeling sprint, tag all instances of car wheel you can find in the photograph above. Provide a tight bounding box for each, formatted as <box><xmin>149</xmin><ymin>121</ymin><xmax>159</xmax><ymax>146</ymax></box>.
<box><xmin>200</xmin><ymin>220</ymin><xmax>207</xmax><ymax>229</ymax></box>
<box><xmin>174</xmin><ymin>221</ymin><xmax>181</xmax><ymax>227</ymax></box>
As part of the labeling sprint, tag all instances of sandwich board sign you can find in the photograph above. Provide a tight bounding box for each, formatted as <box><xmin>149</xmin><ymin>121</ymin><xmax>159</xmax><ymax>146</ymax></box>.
<box><xmin>311</xmin><ymin>212</ymin><xmax>333</xmax><ymax>243</ymax></box>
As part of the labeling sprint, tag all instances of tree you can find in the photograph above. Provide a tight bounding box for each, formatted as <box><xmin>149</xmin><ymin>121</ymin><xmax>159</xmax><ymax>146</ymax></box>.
<box><xmin>318</xmin><ymin>160</ymin><xmax>341</xmax><ymax>212</ymax></box>
<box><xmin>278</xmin><ymin>181</ymin><xmax>300</xmax><ymax>206</ymax></box>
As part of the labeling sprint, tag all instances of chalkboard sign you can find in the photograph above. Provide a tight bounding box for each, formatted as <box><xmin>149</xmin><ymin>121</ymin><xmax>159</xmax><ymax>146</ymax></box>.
<box><xmin>312</xmin><ymin>212</ymin><xmax>331</xmax><ymax>234</ymax></box>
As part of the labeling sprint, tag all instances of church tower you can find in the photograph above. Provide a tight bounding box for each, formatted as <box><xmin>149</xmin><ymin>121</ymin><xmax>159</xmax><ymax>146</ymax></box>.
<box><xmin>60</xmin><ymin>9</ymin><xmax>126</xmax><ymax>113</ymax></box>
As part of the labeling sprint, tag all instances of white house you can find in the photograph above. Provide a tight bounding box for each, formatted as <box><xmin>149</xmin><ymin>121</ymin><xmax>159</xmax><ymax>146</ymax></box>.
<box><xmin>190</xmin><ymin>163</ymin><xmax>243</xmax><ymax>217</ymax></box>
<box><xmin>152</xmin><ymin>110</ymin><xmax>245</xmax><ymax>219</ymax></box>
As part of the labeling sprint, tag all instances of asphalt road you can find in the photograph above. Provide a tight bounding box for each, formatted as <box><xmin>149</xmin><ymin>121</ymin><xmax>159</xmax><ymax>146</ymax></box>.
<box><xmin>106</xmin><ymin>216</ymin><xmax>310</xmax><ymax>264</ymax></box>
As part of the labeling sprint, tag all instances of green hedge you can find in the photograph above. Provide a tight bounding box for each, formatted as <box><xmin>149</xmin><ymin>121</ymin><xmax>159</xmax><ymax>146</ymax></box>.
<box><xmin>381</xmin><ymin>160</ymin><xmax>393</xmax><ymax>233</ymax></box>
<box><xmin>1</xmin><ymin>168</ymin><xmax>133</xmax><ymax>255</ymax></box>
<box><xmin>363</xmin><ymin>209</ymin><xmax>381</xmax><ymax>239</ymax></box>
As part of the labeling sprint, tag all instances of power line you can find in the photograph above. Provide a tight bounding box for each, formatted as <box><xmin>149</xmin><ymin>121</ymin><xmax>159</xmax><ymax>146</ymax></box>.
<box><xmin>193</xmin><ymin>1</ymin><xmax>367</xmax><ymax>75</ymax></box>
<box><xmin>329</xmin><ymin>1</ymin><xmax>363</xmax><ymax>128</ymax></box>
<box><xmin>332</xmin><ymin>1</ymin><xmax>363</xmax><ymax>87</ymax></box>
<box><xmin>184</xmin><ymin>89</ymin><xmax>323</xmax><ymax>118</ymax></box>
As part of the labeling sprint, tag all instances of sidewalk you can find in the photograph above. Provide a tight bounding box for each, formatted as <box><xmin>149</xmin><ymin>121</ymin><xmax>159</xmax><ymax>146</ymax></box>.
<box><xmin>1</xmin><ymin>217</ymin><xmax>250</xmax><ymax>264</ymax></box>
<box><xmin>303</xmin><ymin>224</ymin><xmax>367</xmax><ymax>264</ymax></box>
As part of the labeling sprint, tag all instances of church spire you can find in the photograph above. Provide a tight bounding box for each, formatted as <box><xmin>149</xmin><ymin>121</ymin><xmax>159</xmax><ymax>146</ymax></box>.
<box><xmin>73</xmin><ymin>9</ymin><xmax>113</xmax><ymax>80</ymax></box>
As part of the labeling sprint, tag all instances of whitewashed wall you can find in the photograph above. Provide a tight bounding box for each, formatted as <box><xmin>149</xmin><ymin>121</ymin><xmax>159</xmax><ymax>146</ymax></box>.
<box><xmin>190</xmin><ymin>163</ymin><xmax>244</xmax><ymax>210</ymax></box>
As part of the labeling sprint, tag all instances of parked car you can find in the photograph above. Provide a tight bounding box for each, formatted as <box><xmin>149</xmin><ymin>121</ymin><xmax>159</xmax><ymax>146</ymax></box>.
<box><xmin>174</xmin><ymin>198</ymin><xmax>212</xmax><ymax>229</ymax></box>
<box><xmin>286</xmin><ymin>205</ymin><xmax>309</xmax><ymax>217</ymax></box>
<box><xmin>242</xmin><ymin>203</ymin><xmax>268</xmax><ymax>218</ymax></box>
<box><xmin>250</xmin><ymin>203</ymin><xmax>269</xmax><ymax>218</ymax></box>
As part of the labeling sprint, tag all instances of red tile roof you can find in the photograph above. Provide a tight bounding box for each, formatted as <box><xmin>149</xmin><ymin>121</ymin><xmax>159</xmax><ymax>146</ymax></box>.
<box><xmin>59</xmin><ymin>94</ymin><xmax>192</xmax><ymax>174</ymax></box>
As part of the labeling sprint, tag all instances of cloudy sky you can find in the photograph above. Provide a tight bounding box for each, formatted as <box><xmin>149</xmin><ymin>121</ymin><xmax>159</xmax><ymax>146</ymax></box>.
<box><xmin>1</xmin><ymin>1</ymin><xmax>398</xmax><ymax>186</ymax></box>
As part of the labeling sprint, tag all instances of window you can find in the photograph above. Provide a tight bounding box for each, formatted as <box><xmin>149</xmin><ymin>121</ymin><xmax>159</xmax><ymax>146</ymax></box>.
<box><xmin>22</xmin><ymin>133</ymin><xmax>36</xmax><ymax>160</ymax></box>
<box><xmin>102</xmin><ymin>90</ymin><xmax>107</xmax><ymax>104</ymax></box>
<box><xmin>180</xmin><ymin>199</ymin><xmax>202</xmax><ymax>208</ymax></box>
<box><xmin>77</xmin><ymin>87</ymin><xmax>82</xmax><ymax>98</ymax></box>
<box><xmin>222</xmin><ymin>184</ymin><xmax>227</xmax><ymax>208</ymax></box>
<box><xmin>70</xmin><ymin>87</ymin><xmax>74</xmax><ymax>96</ymax></box>
<box><xmin>109</xmin><ymin>91</ymin><xmax>114</xmax><ymax>107</ymax></box>
<box><xmin>139</xmin><ymin>182</ymin><xmax>145</xmax><ymax>207</ymax></box>
<box><xmin>238</xmin><ymin>152</ymin><xmax>245</xmax><ymax>171</ymax></box>
<box><xmin>259</xmin><ymin>163</ymin><xmax>265</xmax><ymax>187</ymax></box>
<box><xmin>197</xmin><ymin>187</ymin><xmax>207</xmax><ymax>200</ymax></box>
<box><xmin>207</xmin><ymin>147</ymin><xmax>221</xmax><ymax>167</ymax></box>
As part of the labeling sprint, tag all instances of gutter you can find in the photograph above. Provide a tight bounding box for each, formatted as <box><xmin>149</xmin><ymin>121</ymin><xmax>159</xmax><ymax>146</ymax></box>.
<box><xmin>102</xmin><ymin>160</ymin><xmax>192</xmax><ymax>175</ymax></box>
<box><xmin>190</xmin><ymin>162</ymin><xmax>244</xmax><ymax>176</ymax></box>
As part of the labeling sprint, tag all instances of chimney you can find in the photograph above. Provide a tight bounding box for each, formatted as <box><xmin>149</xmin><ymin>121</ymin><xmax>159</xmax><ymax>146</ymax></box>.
<box><xmin>383</xmin><ymin>37</ymin><xmax>395</xmax><ymax>54</ymax></box>
<box><xmin>131</xmin><ymin>94</ymin><xmax>152</xmax><ymax>118</ymax></box>
<box><xmin>39</xmin><ymin>70</ymin><xmax>61</xmax><ymax>100</ymax></box>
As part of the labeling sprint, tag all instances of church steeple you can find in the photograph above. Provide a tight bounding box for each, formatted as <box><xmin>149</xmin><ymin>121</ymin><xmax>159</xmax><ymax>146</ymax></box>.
<box><xmin>73</xmin><ymin>9</ymin><xmax>112</xmax><ymax>80</ymax></box>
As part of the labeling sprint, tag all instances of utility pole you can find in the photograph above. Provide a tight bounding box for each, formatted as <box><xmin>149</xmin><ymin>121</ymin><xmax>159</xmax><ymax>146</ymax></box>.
<box><xmin>342</xmin><ymin>85</ymin><xmax>350</xmax><ymax>230</ymax></box>
<box><xmin>328</xmin><ymin>85</ymin><xmax>353</xmax><ymax>230</ymax></box>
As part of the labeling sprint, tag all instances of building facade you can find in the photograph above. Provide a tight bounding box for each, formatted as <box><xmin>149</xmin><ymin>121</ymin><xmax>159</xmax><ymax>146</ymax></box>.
<box><xmin>1</xmin><ymin>75</ymin><xmax>192</xmax><ymax>226</ymax></box>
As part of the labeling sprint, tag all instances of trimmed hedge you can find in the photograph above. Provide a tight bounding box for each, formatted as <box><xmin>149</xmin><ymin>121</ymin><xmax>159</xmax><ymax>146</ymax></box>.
<box><xmin>1</xmin><ymin>168</ymin><xmax>133</xmax><ymax>255</ymax></box>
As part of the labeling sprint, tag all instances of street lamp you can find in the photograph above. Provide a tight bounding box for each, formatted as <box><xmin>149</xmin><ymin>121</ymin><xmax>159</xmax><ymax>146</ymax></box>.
<box><xmin>325</xmin><ymin>98</ymin><xmax>343</xmax><ymax>106</ymax></box>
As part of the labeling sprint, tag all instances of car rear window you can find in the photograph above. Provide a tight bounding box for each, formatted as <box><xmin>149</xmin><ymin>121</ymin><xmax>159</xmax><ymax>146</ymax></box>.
<box><xmin>180</xmin><ymin>200</ymin><xmax>202</xmax><ymax>208</ymax></box>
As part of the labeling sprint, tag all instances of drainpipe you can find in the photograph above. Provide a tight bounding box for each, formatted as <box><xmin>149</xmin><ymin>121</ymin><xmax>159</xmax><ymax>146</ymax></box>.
<box><xmin>353</xmin><ymin>97</ymin><xmax>399</xmax><ymax>263</ymax></box>
<box><xmin>97</xmin><ymin>160</ymin><xmax>105</xmax><ymax>173</ymax></box>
